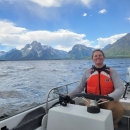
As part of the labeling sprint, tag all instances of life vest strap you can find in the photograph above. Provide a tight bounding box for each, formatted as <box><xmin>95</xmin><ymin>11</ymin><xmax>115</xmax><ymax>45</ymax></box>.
<box><xmin>90</xmin><ymin>65</ymin><xmax>111</xmax><ymax>76</ymax></box>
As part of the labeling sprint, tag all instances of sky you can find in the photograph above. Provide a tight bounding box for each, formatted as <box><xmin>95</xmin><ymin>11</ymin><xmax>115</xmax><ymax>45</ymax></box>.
<box><xmin>0</xmin><ymin>0</ymin><xmax>130</xmax><ymax>52</ymax></box>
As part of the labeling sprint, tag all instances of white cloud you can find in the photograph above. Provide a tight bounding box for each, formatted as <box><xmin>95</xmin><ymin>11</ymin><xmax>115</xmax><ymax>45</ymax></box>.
<box><xmin>0</xmin><ymin>20</ymin><xmax>127</xmax><ymax>52</ymax></box>
<box><xmin>80</xmin><ymin>0</ymin><xmax>106</xmax><ymax>8</ymax></box>
<box><xmin>29</xmin><ymin>0</ymin><xmax>95</xmax><ymax>8</ymax></box>
<box><xmin>83</xmin><ymin>13</ymin><xmax>87</xmax><ymax>16</ymax></box>
<box><xmin>126</xmin><ymin>17</ymin><xmax>130</xmax><ymax>21</ymax></box>
<box><xmin>0</xmin><ymin>20</ymin><xmax>128</xmax><ymax>52</ymax></box>
<box><xmin>29</xmin><ymin>0</ymin><xmax>61</xmax><ymax>7</ymax></box>
<box><xmin>0</xmin><ymin>21</ymin><xmax>26</xmax><ymax>34</ymax></box>
<box><xmin>99</xmin><ymin>9</ymin><xmax>107</xmax><ymax>14</ymax></box>
<box><xmin>25</xmin><ymin>0</ymin><xmax>79</xmax><ymax>21</ymax></box>
<box><xmin>29</xmin><ymin>0</ymin><xmax>79</xmax><ymax>8</ymax></box>
<box><xmin>96</xmin><ymin>33</ymin><xmax>127</xmax><ymax>48</ymax></box>
<box><xmin>0</xmin><ymin>21</ymin><xmax>92</xmax><ymax>52</ymax></box>
<box><xmin>80</xmin><ymin>0</ymin><xmax>94</xmax><ymax>8</ymax></box>
<box><xmin>55</xmin><ymin>45</ymin><xmax>72</xmax><ymax>52</ymax></box>
<box><xmin>3</xmin><ymin>0</ymin><xmax>100</xmax><ymax>22</ymax></box>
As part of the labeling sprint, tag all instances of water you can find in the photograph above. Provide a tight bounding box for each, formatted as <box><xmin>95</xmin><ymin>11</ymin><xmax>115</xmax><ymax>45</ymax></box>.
<box><xmin>0</xmin><ymin>59</ymin><xmax>130</xmax><ymax>119</ymax></box>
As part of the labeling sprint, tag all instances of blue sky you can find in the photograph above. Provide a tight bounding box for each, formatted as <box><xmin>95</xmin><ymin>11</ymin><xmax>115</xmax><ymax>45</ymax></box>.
<box><xmin>0</xmin><ymin>0</ymin><xmax>130</xmax><ymax>52</ymax></box>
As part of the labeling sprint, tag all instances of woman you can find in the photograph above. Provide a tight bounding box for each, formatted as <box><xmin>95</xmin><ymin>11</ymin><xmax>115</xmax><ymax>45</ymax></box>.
<box><xmin>68</xmin><ymin>49</ymin><xmax>124</xmax><ymax>129</ymax></box>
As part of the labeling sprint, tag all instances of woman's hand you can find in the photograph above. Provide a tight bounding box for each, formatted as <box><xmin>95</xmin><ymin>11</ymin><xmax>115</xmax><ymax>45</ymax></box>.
<box><xmin>100</xmin><ymin>98</ymin><xmax>108</xmax><ymax>102</ymax></box>
<box><xmin>100</xmin><ymin>95</ymin><xmax>108</xmax><ymax>102</ymax></box>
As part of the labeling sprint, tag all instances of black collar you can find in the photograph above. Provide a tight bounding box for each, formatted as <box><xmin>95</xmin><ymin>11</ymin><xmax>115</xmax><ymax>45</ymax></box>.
<box><xmin>93</xmin><ymin>65</ymin><xmax>106</xmax><ymax>72</ymax></box>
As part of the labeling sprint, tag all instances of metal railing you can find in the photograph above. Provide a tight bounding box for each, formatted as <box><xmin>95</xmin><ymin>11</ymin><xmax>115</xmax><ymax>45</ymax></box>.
<box><xmin>46</xmin><ymin>81</ymin><xmax>79</xmax><ymax>112</ymax></box>
<box><xmin>121</xmin><ymin>78</ymin><xmax>130</xmax><ymax>98</ymax></box>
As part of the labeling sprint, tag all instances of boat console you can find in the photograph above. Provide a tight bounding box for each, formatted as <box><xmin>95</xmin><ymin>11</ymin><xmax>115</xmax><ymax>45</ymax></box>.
<box><xmin>46</xmin><ymin>104</ymin><xmax>114</xmax><ymax>130</ymax></box>
<box><xmin>46</xmin><ymin>93</ymin><xmax>114</xmax><ymax>130</ymax></box>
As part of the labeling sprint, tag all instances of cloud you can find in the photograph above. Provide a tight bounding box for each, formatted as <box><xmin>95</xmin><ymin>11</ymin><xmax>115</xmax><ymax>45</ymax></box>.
<box><xmin>82</xmin><ymin>13</ymin><xmax>87</xmax><ymax>16</ymax></box>
<box><xmin>29</xmin><ymin>0</ymin><xmax>61</xmax><ymax>7</ymax></box>
<box><xmin>96</xmin><ymin>33</ymin><xmax>127</xmax><ymax>48</ymax></box>
<box><xmin>55</xmin><ymin>45</ymin><xmax>72</xmax><ymax>52</ymax></box>
<box><xmin>0</xmin><ymin>20</ymin><xmax>127</xmax><ymax>52</ymax></box>
<box><xmin>98</xmin><ymin>9</ymin><xmax>107</xmax><ymax>14</ymax></box>
<box><xmin>80</xmin><ymin>0</ymin><xmax>106</xmax><ymax>8</ymax></box>
<box><xmin>126</xmin><ymin>17</ymin><xmax>130</xmax><ymax>21</ymax></box>
<box><xmin>0</xmin><ymin>20</ymin><xmax>26</xmax><ymax>34</ymax></box>
<box><xmin>0</xmin><ymin>0</ymin><xmax>101</xmax><ymax>22</ymax></box>
<box><xmin>1</xmin><ymin>20</ymin><xmax>126</xmax><ymax>52</ymax></box>
<box><xmin>29</xmin><ymin>0</ymin><xmax>78</xmax><ymax>7</ymax></box>
<box><xmin>29</xmin><ymin>0</ymin><xmax>95</xmax><ymax>8</ymax></box>
<box><xmin>80</xmin><ymin>0</ymin><xmax>94</xmax><ymax>8</ymax></box>
<box><xmin>0</xmin><ymin>20</ymin><xmax>92</xmax><ymax>52</ymax></box>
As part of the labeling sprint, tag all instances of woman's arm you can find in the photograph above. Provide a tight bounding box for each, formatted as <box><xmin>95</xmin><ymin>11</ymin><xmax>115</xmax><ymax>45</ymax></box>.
<box><xmin>69</xmin><ymin>69</ymin><xmax>90</xmax><ymax>98</ymax></box>
<box><xmin>108</xmin><ymin>68</ymin><xmax>124</xmax><ymax>100</ymax></box>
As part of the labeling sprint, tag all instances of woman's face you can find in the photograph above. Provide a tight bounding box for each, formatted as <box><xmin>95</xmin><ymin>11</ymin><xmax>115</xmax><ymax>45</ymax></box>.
<box><xmin>92</xmin><ymin>51</ymin><xmax>104</xmax><ymax>66</ymax></box>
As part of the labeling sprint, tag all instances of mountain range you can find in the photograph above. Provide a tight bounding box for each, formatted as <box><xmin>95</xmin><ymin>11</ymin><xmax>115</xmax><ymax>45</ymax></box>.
<box><xmin>0</xmin><ymin>51</ymin><xmax>6</xmax><ymax>57</ymax></box>
<box><xmin>0</xmin><ymin>41</ymin><xmax>68</xmax><ymax>60</ymax></box>
<box><xmin>103</xmin><ymin>33</ymin><xmax>130</xmax><ymax>58</ymax></box>
<box><xmin>0</xmin><ymin>42</ymin><xmax>93</xmax><ymax>60</ymax></box>
<box><xmin>0</xmin><ymin>33</ymin><xmax>130</xmax><ymax>60</ymax></box>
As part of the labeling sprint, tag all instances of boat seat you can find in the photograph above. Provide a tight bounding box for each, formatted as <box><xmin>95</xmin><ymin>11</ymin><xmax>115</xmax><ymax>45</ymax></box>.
<box><xmin>120</xmin><ymin>101</ymin><xmax>130</xmax><ymax>130</ymax></box>
<box><xmin>12</xmin><ymin>107</ymin><xmax>46</xmax><ymax>130</ymax></box>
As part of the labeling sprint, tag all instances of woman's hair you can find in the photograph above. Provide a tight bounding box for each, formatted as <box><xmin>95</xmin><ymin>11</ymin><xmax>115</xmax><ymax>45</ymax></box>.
<box><xmin>92</xmin><ymin>49</ymin><xmax>105</xmax><ymax>59</ymax></box>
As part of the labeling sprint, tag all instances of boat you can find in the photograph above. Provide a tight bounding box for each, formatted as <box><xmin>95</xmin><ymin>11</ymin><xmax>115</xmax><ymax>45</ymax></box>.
<box><xmin>0</xmin><ymin>67</ymin><xmax>130</xmax><ymax>130</ymax></box>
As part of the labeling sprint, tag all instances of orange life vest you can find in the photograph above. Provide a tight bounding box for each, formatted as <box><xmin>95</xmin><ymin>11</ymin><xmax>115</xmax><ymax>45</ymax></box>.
<box><xmin>86</xmin><ymin>66</ymin><xmax>114</xmax><ymax>96</ymax></box>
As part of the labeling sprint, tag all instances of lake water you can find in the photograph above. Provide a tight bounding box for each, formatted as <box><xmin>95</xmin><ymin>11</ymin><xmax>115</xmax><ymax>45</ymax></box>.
<box><xmin>0</xmin><ymin>58</ymin><xmax>130</xmax><ymax>119</ymax></box>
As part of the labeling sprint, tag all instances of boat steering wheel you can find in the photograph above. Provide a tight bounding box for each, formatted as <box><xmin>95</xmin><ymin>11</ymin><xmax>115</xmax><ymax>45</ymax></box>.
<box><xmin>50</xmin><ymin>93</ymin><xmax>114</xmax><ymax>114</ymax></box>
<box><xmin>75</xmin><ymin>93</ymin><xmax>114</xmax><ymax>101</ymax></box>
<box><xmin>75</xmin><ymin>93</ymin><xmax>114</xmax><ymax>113</ymax></box>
